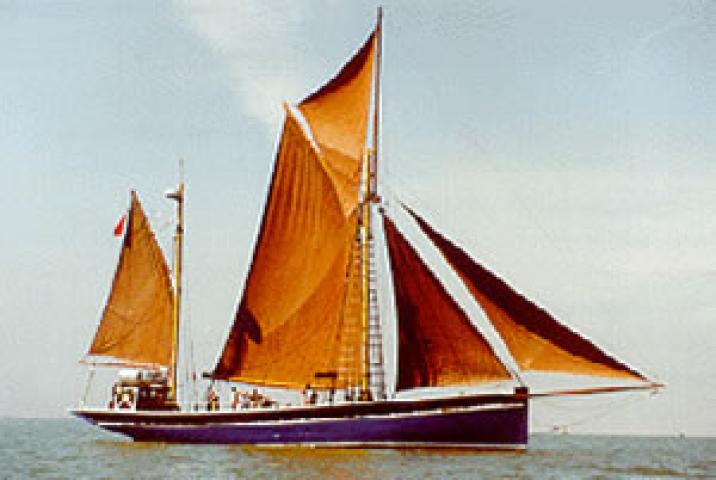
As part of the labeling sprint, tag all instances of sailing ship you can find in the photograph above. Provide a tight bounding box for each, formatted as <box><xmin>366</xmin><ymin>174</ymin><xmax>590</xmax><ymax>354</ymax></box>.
<box><xmin>72</xmin><ymin>9</ymin><xmax>661</xmax><ymax>448</ymax></box>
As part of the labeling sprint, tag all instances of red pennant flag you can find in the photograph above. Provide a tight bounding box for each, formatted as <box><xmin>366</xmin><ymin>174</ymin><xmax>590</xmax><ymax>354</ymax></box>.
<box><xmin>113</xmin><ymin>213</ymin><xmax>127</xmax><ymax>237</ymax></box>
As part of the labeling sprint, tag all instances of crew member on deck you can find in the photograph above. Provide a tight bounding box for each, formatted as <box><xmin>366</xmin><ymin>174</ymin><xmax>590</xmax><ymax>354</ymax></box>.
<box><xmin>109</xmin><ymin>382</ymin><xmax>121</xmax><ymax>409</ymax></box>
<box><xmin>248</xmin><ymin>388</ymin><xmax>263</xmax><ymax>408</ymax></box>
<box><xmin>302</xmin><ymin>384</ymin><xmax>317</xmax><ymax>405</ymax></box>
<box><xmin>239</xmin><ymin>390</ymin><xmax>249</xmax><ymax>409</ymax></box>
<box><xmin>119</xmin><ymin>388</ymin><xmax>134</xmax><ymax>409</ymax></box>
<box><xmin>230</xmin><ymin>387</ymin><xmax>239</xmax><ymax>410</ymax></box>
<box><xmin>206</xmin><ymin>384</ymin><xmax>219</xmax><ymax>411</ymax></box>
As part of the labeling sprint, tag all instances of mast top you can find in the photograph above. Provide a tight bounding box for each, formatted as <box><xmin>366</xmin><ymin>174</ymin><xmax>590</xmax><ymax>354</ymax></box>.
<box><xmin>166</xmin><ymin>183</ymin><xmax>184</xmax><ymax>203</ymax></box>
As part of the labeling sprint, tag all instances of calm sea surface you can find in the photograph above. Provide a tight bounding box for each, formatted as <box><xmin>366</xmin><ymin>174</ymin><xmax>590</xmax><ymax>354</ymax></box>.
<box><xmin>0</xmin><ymin>419</ymin><xmax>713</xmax><ymax>479</ymax></box>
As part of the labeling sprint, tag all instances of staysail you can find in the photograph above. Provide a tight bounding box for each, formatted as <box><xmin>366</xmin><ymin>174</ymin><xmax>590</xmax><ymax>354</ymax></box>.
<box><xmin>382</xmin><ymin>214</ymin><xmax>512</xmax><ymax>390</ymax></box>
<box><xmin>213</xmin><ymin>31</ymin><xmax>377</xmax><ymax>388</ymax></box>
<box><xmin>86</xmin><ymin>192</ymin><xmax>174</xmax><ymax>367</ymax></box>
<box><xmin>405</xmin><ymin>206</ymin><xmax>646</xmax><ymax>381</ymax></box>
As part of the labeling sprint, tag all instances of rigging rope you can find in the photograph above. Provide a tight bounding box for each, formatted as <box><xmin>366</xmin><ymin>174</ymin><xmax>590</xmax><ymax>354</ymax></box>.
<box><xmin>532</xmin><ymin>391</ymin><xmax>650</xmax><ymax>432</ymax></box>
<box><xmin>182</xmin><ymin>271</ymin><xmax>198</xmax><ymax>408</ymax></box>
<box><xmin>80</xmin><ymin>364</ymin><xmax>96</xmax><ymax>407</ymax></box>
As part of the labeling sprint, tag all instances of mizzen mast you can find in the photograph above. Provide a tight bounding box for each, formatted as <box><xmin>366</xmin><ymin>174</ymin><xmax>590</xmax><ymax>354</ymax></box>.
<box><xmin>166</xmin><ymin>180</ymin><xmax>184</xmax><ymax>402</ymax></box>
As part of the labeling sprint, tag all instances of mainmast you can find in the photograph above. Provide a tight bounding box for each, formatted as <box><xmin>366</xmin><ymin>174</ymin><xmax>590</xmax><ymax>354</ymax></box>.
<box><xmin>167</xmin><ymin>181</ymin><xmax>184</xmax><ymax>402</ymax></box>
<box><xmin>361</xmin><ymin>7</ymin><xmax>384</xmax><ymax>400</ymax></box>
<box><xmin>370</xmin><ymin>6</ymin><xmax>382</xmax><ymax>197</ymax></box>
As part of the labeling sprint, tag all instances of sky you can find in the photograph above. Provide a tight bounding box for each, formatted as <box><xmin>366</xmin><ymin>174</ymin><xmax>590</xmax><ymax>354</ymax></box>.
<box><xmin>0</xmin><ymin>0</ymin><xmax>714</xmax><ymax>437</ymax></box>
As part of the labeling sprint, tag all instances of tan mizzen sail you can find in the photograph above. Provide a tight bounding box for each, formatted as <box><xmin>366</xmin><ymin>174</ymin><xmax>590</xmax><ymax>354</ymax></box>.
<box><xmin>404</xmin><ymin>205</ymin><xmax>646</xmax><ymax>381</ymax></box>
<box><xmin>213</xmin><ymin>31</ymin><xmax>377</xmax><ymax>389</ymax></box>
<box><xmin>382</xmin><ymin>214</ymin><xmax>512</xmax><ymax>390</ymax></box>
<box><xmin>85</xmin><ymin>191</ymin><xmax>174</xmax><ymax>367</ymax></box>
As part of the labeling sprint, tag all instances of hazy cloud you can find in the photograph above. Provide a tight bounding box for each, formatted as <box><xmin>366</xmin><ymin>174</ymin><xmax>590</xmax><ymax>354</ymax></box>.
<box><xmin>173</xmin><ymin>1</ymin><xmax>318</xmax><ymax>130</ymax></box>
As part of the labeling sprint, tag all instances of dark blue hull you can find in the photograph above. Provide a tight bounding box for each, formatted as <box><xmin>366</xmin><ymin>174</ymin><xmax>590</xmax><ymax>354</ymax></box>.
<box><xmin>72</xmin><ymin>394</ymin><xmax>528</xmax><ymax>449</ymax></box>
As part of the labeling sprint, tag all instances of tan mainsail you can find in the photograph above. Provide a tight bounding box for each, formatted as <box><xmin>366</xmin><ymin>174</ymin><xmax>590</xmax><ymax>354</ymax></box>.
<box><xmin>213</xmin><ymin>32</ymin><xmax>376</xmax><ymax>388</ymax></box>
<box><xmin>87</xmin><ymin>192</ymin><xmax>174</xmax><ymax>367</ymax></box>
<box><xmin>405</xmin><ymin>206</ymin><xmax>646</xmax><ymax>381</ymax></box>
<box><xmin>382</xmin><ymin>214</ymin><xmax>512</xmax><ymax>390</ymax></box>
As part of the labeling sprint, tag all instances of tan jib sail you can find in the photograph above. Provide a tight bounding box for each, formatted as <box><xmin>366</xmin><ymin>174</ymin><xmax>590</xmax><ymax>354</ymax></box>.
<box><xmin>86</xmin><ymin>191</ymin><xmax>174</xmax><ymax>367</ymax></box>
<box><xmin>382</xmin><ymin>213</ymin><xmax>512</xmax><ymax>391</ymax></box>
<box><xmin>212</xmin><ymin>30</ymin><xmax>376</xmax><ymax>389</ymax></box>
<box><xmin>405</xmin><ymin>206</ymin><xmax>646</xmax><ymax>381</ymax></box>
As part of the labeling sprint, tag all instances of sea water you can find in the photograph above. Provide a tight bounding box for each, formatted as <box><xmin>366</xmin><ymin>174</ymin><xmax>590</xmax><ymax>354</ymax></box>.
<box><xmin>0</xmin><ymin>419</ymin><xmax>713</xmax><ymax>479</ymax></box>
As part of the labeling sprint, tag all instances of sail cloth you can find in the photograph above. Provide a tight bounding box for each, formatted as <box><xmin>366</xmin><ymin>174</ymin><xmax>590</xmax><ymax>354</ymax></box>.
<box><xmin>86</xmin><ymin>192</ymin><xmax>175</xmax><ymax>367</ymax></box>
<box><xmin>404</xmin><ymin>206</ymin><xmax>646</xmax><ymax>381</ymax></box>
<box><xmin>213</xmin><ymin>31</ymin><xmax>376</xmax><ymax>388</ymax></box>
<box><xmin>382</xmin><ymin>214</ymin><xmax>512</xmax><ymax>390</ymax></box>
<box><xmin>299</xmin><ymin>31</ymin><xmax>376</xmax><ymax>215</ymax></box>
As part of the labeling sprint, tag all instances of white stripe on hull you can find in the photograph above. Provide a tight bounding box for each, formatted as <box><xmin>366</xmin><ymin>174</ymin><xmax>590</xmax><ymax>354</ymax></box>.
<box><xmin>96</xmin><ymin>402</ymin><xmax>524</xmax><ymax>428</ymax></box>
